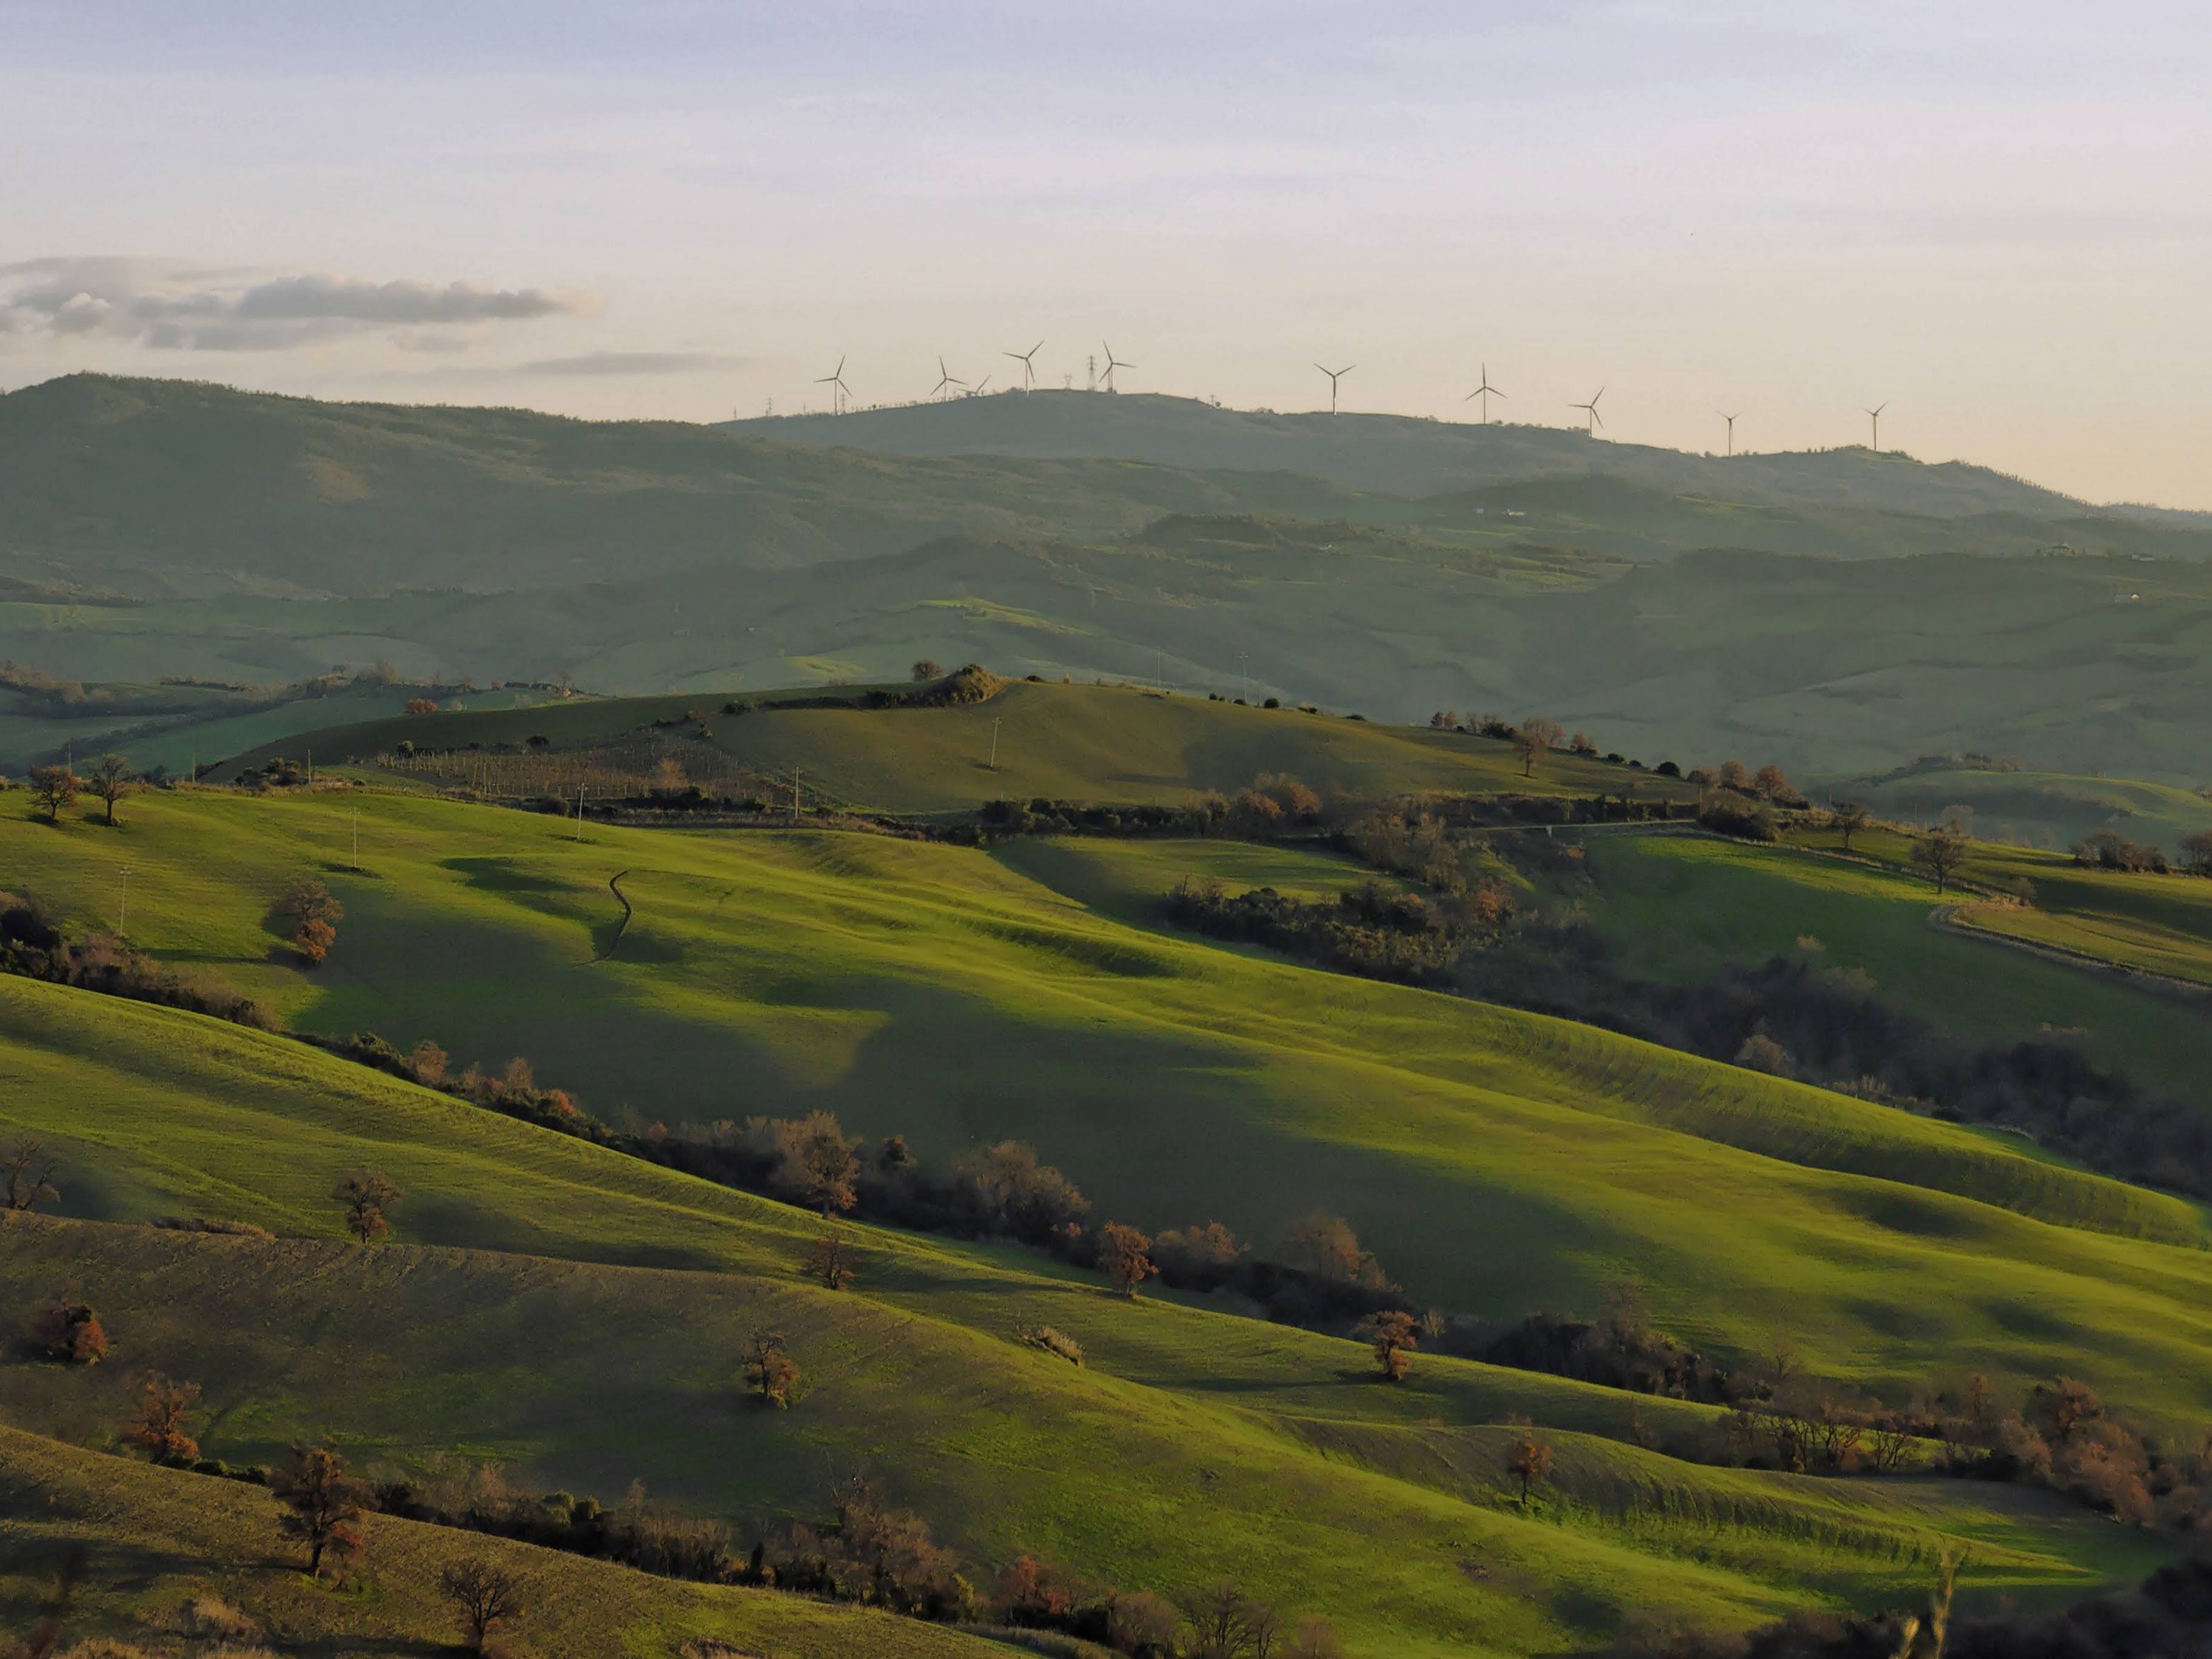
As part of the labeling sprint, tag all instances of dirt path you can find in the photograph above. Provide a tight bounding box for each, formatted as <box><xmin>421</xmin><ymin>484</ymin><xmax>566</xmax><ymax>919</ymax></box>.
<box><xmin>591</xmin><ymin>870</ymin><xmax>634</xmax><ymax>964</ymax></box>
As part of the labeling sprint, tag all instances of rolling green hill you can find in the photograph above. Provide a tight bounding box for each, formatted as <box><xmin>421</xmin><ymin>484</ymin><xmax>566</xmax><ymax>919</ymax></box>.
<box><xmin>207</xmin><ymin>677</ymin><xmax>1683</xmax><ymax>809</ymax></box>
<box><xmin>0</xmin><ymin>980</ymin><xmax>2177</xmax><ymax>1655</ymax></box>
<box><xmin>0</xmin><ymin>1422</ymin><xmax>1009</xmax><ymax>1659</ymax></box>
<box><xmin>1826</xmin><ymin>762</ymin><xmax>2212</xmax><ymax>854</ymax></box>
<box><xmin>7</xmin><ymin>787</ymin><xmax>2212</xmax><ymax>1434</ymax></box>
<box><xmin>0</xmin><ymin>374</ymin><xmax>1362</xmax><ymax>600</ymax></box>
<box><xmin>1578</xmin><ymin>828</ymin><xmax>2212</xmax><ymax>1108</ymax></box>
<box><xmin>8</xmin><ymin>377</ymin><xmax>2212</xmax><ymax>786</ymax></box>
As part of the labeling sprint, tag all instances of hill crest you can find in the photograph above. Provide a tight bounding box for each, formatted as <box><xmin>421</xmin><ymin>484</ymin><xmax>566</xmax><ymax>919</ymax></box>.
<box><xmin>728</xmin><ymin>387</ymin><xmax>2085</xmax><ymax>518</ymax></box>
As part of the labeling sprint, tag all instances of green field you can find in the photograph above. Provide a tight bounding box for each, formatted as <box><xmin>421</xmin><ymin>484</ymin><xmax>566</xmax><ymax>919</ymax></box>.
<box><xmin>0</xmin><ymin>1423</ymin><xmax>1006</xmax><ymax>1659</ymax></box>
<box><xmin>1825</xmin><ymin>764</ymin><xmax>2212</xmax><ymax>854</ymax></box>
<box><xmin>0</xmin><ymin>980</ymin><xmax>2177</xmax><ymax>1655</ymax></box>
<box><xmin>8</xmin><ymin>788</ymin><xmax>2212</xmax><ymax>1426</ymax></box>
<box><xmin>1580</xmin><ymin>830</ymin><xmax>2212</xmax><ymax>1110</ymax></box>
<box><xmin>210</xmin><ymin>677</ymin><xmax>1678</xmax><ymax>812</ymax></box>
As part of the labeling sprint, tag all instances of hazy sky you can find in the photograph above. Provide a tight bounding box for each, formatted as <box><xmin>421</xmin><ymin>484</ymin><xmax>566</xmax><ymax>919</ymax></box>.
<box><xmin>4</xmin><ymin>1</ymin><xmax>2208</xmax><ymax>505</ymax></box>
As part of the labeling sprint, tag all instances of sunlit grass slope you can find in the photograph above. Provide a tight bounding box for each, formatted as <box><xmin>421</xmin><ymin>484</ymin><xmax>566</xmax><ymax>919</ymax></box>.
<box><xmin>7</xmin><ymin>793</ymin><xmax>2212</xmax><ymax>1432</ymax></box>
<box><xmin>213</xmin><ymin>678</ymin><xmax>1685</xmax><ymax>813</ymax></box>
<box><xmin>1828</xmin><ymin>765</ymin><xmax>2212</xmax><ymax>856</ymax></box>
<box><xmin>0</xmin><ymin>998</ymin><xmax>2171</xmax><ymax>1655</ymax></box>
<box><xmin>1944</xmin><ymin>844</ymin><xmax>2212</xmax><ymax>988</ymax></box>
<box><xmin>0</xmin><ymin>1423</ymin><xmax>1005</xmax><ymax>1659</ymax></box>
<box><xmin>1581</xmin><ymin>831</ymin><xmax>2212</xmax><ymax>1110</ymax></box>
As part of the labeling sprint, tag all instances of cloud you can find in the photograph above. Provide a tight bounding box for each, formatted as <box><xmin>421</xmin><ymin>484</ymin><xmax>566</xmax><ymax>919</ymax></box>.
<box><xmin>0</xmin><ymin>257</ymin><xmax>594</xmax><ymax>351</ymax></box>
<box><xmin>515</xmin><ymin>350</ymin><xmax>745</xmax><ymax>376</ymax></box>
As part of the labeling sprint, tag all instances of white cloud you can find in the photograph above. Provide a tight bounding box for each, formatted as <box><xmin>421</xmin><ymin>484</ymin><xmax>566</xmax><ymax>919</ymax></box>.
<box><xmin>0</xmin><ymin>258</ymin><xmax>594</xmax><ymax>351</ymax></box>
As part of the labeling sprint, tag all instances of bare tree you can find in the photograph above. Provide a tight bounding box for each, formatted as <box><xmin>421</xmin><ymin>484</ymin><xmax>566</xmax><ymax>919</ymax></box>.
<box><xmin>1829</xmin><ymin>799</ymin><xmax>1870</xmax><ymax>853</ymax></box>
<box><xmin>807</xmin><ymin>1231</ymin><xmax>855</xmax><ymax>1290</ymax></box>
<box><xmin>2</xmin><ymin>1135</ymin><xmax>59</xmax><ymax>1213</ymax></box>
<box><xmin>1512</xmin><ymin>718</ymin><xmax>1564</xmax><ymax>779</ymax></box>
<box><xmin>25</xmin><ymin>765</ymin><xmax>78</xmax><ymax>825</ymax></box>
<box><xmin>1914</xmin><ymin>824</ymin><xmax>1969</xmax><ymax>894</ymax></box>
<box><xmin>333</xmin><ymin>1170</ymin><xmax>403</xmax><ymax>1242</ymax></box>
<box><xmin>86</xmin><ymin>755</ymin><xmax>135</xmax><ymax>826</ymax></box>
<box><xmin>2181</xmin><ymin>829</ymin><xmax>2212</xmax><ymax>877</ymax></box>
<box><xmin>439</xmin><ymin>1557</ymin><xmax>525</xmax><ymax>1654</ymax></box>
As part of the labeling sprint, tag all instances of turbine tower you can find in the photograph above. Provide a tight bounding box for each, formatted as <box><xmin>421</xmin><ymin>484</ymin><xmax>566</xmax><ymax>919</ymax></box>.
<box><xmin>1315</xmin><ymin>362</ymin><xmax>1354</xmax><ymax>414</ymax></box>
<box><xmin>1718</xmin><ymin>409</ymin><xmax>1744</xmax><ymax>456</ymax></box>
<box><xmin>813</xmin><ymin>355</ymin><xmax>851</xmax><ymax>415</ymax></box>
<box><xmin>931</xmin><ymin>356</ymin><xmax>967</xmax><ymax>401</ymax></box>
<box><xmin>1570</xmin><ymin>386</ymin><xmax>1606</xmax><ymax>435</ymax></box>
<box><xmin>1101</xmin><ymin>342</ymin><xmax>1133</xmax><ymax>392</ymax></box>
<box><xmin>1864</xmin><ymin>400</ymin><xmax>1889</xmax><ymax>452</ymax></box>
<box><xmin>1463</xmin><ymin>364</ymin><xmax>1505</xmax><ymax>424</ymax></box>
<box><xmin>1004</xmin><ymin>340</ymin><xmax>1044</xmax><ymax>392</ymax></box>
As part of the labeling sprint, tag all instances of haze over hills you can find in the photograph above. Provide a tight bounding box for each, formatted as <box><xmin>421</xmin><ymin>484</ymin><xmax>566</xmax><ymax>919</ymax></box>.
<box><xmin>730</xmin><ymin>389</ymin><xmax>2091</xmax><ymax>518</ymax></box>
<box><xmin>7</xmin><ymin>373</ymin><xmax>2212</xmax><ymax>785</ymax></box>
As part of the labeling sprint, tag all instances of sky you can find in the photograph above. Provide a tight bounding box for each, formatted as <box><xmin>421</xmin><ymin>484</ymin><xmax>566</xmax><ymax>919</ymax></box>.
<box><xmin>2</xmin><ymin>1</ymin><xmax>2208</xmax><ymax>506</ymax></box>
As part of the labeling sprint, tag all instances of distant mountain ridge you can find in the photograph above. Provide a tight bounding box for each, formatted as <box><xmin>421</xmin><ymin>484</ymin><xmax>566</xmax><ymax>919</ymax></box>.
<box><xmin>728</xmin><ymin>389</ymin><xmax>2086</xmax><ymax>518</ymax></box>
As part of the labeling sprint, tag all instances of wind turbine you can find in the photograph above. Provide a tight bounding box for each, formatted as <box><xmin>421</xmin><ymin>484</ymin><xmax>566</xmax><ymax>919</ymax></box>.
<box><xmin>814</xmin><ymin>355</ymin><xmax>851</xmax><ymax>415</ymax></box>
<box><xmin>1570</xmin><ymin>386</ymin><xmax>1606</xmax><ymax>435</ymax></box>
<box><xmin>1463</xmin><ymin>364</ymin><xmax>1505</xmax><ymax>424</ymax></box>
<box><xmin>1004</xmin><ymin>340</ymin><xmax>1044</xmax><ymax>392</ymax></box>
<box><xmin>1315</xmin><ymin>362</ymin><xmax>1354</xmax><ymax>414</ymax></box>
<box><xmin>969</xmin><ymin>373</ymin><xmax>994</xmax><ymax>397</ymax></box>
<box><xmin>1863</xmin><ymin>400</ymin><xmax>1889</xmax><ymax>452</ymax></box>
<box><xmin>931</xmin><ymin>356</ymin><xmax>967</xmax><ymax>401</ymax></box>
<box><xmin>1718</xmin><ymin>409</ymin><xmax>1744</xmax><ymax>456</ymax></box>
<box><xmin>1100</xmin><ymin>342</ymin><xmax>1133</xmax><ymax>392</ymax></box>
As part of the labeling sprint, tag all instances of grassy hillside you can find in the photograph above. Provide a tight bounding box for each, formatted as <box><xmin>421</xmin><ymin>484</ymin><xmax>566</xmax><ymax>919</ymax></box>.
<box><xmin>731</xmin><ymin>390</ymin><xmax>2087</xmax><ymax>518</ymax></box>
<box><xmin>32</xmin><ymin>531</ymin><xmax>2212</xmax><ymax>786</ymax></box>
<box><xmin>209</xmin><ymin>678</ymin><xmax>1681</xmax><ymax>809</ymax></box>
<box><xmin>0</xmin><ymin>986</ymin><xmax>2177</xmax><ymax>1654</ymax></box>
<box><xmin>8</xmin><ymin>789</ymin><xmax>2212</xmax><ymax>1436</ymax></box>
<box><xmin>1936</xmin><ymin>846</ymin><xmax>2212</xmax><ymax>990</ymax></box>
<box><xmin>1580</xmin><ymin>830</ymin><xmax>2212</xmax><ymax>1108</ymax></box>
<box><xmin>1829</xmin><ymin>763</ymin><xmax>2212</xmax><ymax>854</ymax></box>
<box><xmin>8</xmin><ymin>378</ymin><xmax>2212</xmax><ymax>785</ymax></box>
<box><xmin>0</xmin><ymin>1423</ymin><xmax>1006</xmax><ymax>1659</ymax></box>
<box><xmin>0</xmin><ymin>374</ymin><xmax>1361</xmax><ymax>600</ymax></box>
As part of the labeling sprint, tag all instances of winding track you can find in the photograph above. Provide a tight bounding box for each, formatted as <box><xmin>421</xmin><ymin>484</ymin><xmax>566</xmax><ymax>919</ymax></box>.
<box><xmin>591</xmin><ymin>870</ymin><xmax>634</xmax><ymax>964</ymax></box>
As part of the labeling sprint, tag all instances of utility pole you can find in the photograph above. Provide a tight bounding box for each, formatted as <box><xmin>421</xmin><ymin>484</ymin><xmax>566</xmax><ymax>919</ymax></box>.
<box><xmin>793</xmin><ymin>766</ymin><xmax>803</xmax><ymax>819</ymax></box>
<box><xmin>575</xmin><ymin>781</ymin><xmax>585</xmax><ymax>841</ymax></box>
<box><xmin>989</xmin><ymin>717</ymin><xmax>1002</xmax><ymax>771</ymax></box>
<box><xmin>306</xmin><ymin>746</ymin><xmax>313</xmax><ymax>785</ymax></box>
<box><xmin>1239</xmin><ymin>652</ymin><xmax>1250</xmax><ymax>703</ymax></box>
<box><xmin>1157</xmin><ymin>646</ymin><xmax>1165</xmax><ymax>692</ymax></box>
<box><xmin>118</xmin><ymin>866</ymin><xmax>132</xmax><ymax>931</ymax></box>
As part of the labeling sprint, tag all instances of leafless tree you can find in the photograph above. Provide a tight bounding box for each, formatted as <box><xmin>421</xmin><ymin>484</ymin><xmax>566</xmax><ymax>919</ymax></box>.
<box><xmin>438</xmin><ymin>1557</ymin><xmax>525</xmax><ymax>1654</ymax></box>
<box><xmin>86</xmin><ymin>754</ymin><xmax>135</xmax><ymax>825</ymax></box>
<box><xmin>2</xmin><ymin>1135</ymin><xmax>59</xmax><ymax>1212</ymax></box>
